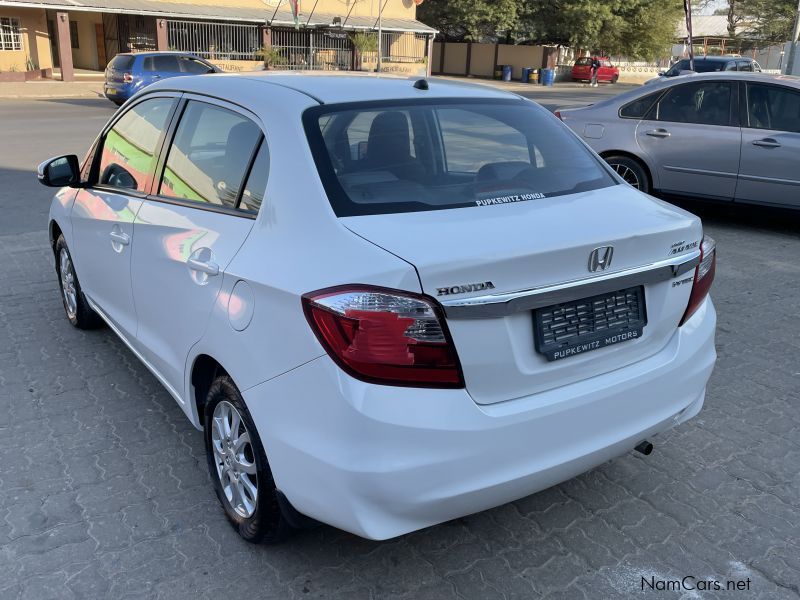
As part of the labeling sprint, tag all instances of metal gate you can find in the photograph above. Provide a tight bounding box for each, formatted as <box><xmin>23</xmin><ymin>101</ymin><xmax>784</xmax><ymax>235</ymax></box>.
<box><xmin>102</xmin><ymin>14</ymin><xmax>119</xmax><ymax>63</ymax></box>
<box><xmin>271</xmin><ymin>27</ymin><xmax>353</xmax><ymax>71</ymax></box>
<box><xmin>167</xmin><ymin>20</ymin><xmax>262</xmax><ymax>60</ymax></box>
<box><xmin>117</xmin><ymin>15</ymin><xmax>156</xmax><ymax>53</ymax></box>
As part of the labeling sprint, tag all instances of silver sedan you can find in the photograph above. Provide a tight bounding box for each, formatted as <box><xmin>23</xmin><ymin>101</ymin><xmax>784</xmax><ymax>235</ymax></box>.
<box><xmin>557</xmin><ymin>72</ymin><xmax>800</xmax><ymax>209</ymax></box>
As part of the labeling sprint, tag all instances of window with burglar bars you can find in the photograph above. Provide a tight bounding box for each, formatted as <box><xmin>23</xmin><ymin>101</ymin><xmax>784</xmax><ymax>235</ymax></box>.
<box><xmin>0</xmin><ymin>17</ymin><xmax>23</xmax><ymax>51</ymax></box>
<box><xmin>271</xmin><ymin>28</ymin><xmax>353</xmax><ymax>71</ymax></box>
<box><xmin>167</xmin><ymin>20</ymin><xmax>262</xmax><ymax>61</ymax></box>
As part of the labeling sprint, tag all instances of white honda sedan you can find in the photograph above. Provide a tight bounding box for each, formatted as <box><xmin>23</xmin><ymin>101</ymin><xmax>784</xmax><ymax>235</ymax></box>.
<box><xmin>38</xmin><ymin>73</ymin><xmax>717</xmax><ymax>543</ymax></box>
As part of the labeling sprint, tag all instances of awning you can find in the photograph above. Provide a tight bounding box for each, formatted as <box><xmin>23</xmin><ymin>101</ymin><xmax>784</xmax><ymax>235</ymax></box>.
<box><xmin>0</xmin><ymin>0</ymin><xmax>436</xmax><ymax>32</ymax></box>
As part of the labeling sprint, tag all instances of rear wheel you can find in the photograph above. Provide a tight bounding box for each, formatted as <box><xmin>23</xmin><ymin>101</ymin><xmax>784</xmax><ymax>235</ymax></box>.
<box><xmin>604</xmin><ymin>155</ymin><xmax>651</xmax><ymax>193</ymax></box>
<box><xmin>611</xmin><ymin>74</ymin><xmax>619</xmax><ymax>84</ymax></box>
<box><xmin>204</xmin><ymin>375</ymin><xmax>292</xmax><ymax>544</ymax></box>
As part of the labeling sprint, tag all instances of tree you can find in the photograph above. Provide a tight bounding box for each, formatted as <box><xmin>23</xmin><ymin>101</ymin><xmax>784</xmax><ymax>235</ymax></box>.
<box><xmin>520</xmin><ymin>0</ymin><xmax>683</xmax><ymax>60</ymax></box>
<box><xmin>416</xmin><ymin>0</ymin><xmax>519</xmax><ymax>41</ymax></box>
<box><xmin>737</xmin><ymin>0</ymin><xmax>797</xmax><ymax>43</ymax></box>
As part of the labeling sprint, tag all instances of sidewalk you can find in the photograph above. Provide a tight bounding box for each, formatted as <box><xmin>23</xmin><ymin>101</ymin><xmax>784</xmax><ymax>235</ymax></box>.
<box><xmin>0</xmin><ymin>79</ymin><xmax>104</xmax><ymax>100</ymax></box>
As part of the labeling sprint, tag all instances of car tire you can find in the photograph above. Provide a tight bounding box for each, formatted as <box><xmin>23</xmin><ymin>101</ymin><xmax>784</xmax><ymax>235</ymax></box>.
<box><xmin>55</xmin><ymin>235</ymin><xmax>103</xmax><ymax>329</ymax></box>
<box><xmin>204</xmin><ymin>375</ymin><xmax>293</xmax><ymax>544</ymax></box>
<box><xmin>604</xmin><ymin>155</ymin><xmax>651</xmax><ymax>193</ymax></box>
<box><xmin>611</xmin><ymin>75</ymin><xmax>619</xmax><ymax>84</ymax></box>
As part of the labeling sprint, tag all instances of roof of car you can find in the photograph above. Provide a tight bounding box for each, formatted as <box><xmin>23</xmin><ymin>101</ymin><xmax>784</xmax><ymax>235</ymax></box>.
<box><xmin>116</xmin><ymin>51</ymin><xmax>201</xmax><ymax>57</ymax></box>
<box><xmin>680</xmin><ymin>55</ymin><xmax>753</xmax><ymax>62</ymax></box>
<box><xmin>150</xmin><ymin>71</ymin><xmax>521</xmax><ymax>105</ymax></box>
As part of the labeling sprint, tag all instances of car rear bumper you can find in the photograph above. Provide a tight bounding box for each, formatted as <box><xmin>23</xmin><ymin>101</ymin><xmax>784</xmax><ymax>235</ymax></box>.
<box><xmin>104</xmin><ymin>82</ymin><xmax>134</xmax><ymax>101</ymax></box>
<box><xmin>244</xmin><ymin>298</ymin><xmax>716</xmax><ymax>540</ymax></box>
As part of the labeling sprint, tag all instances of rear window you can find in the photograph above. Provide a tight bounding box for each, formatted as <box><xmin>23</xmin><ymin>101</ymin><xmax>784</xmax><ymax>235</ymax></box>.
<box><xmin>304</xmin><ymin>100</ymin><xmax>617</xmax><ymax>217</ymax></box>
<box><xmin>109</xmin><ymin>54</ymin><xmax>134</xmax><ymax>71</ymax></box>
<box><xmin>143</xmin><ymin>55</ymin><xmax>181</xmax><ymax>72</ymax></box>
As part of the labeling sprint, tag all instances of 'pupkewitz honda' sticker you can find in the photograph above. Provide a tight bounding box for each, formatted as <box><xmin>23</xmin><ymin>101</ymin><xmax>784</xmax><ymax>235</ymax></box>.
<box><xmin>475</xmin><ymin>192</ymin><xmax>546</xmax><ymax>207</ymax></box>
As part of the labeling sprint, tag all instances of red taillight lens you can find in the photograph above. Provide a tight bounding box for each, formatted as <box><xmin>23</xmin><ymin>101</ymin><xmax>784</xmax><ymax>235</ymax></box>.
<box><xmin>302</xmin><ymin>286</ymin><xmax>464</xmax><ymax>388</ymax></box>
<box><xmin>680</xmin><ymin>235</ymin><xmax>716</xmax><ymax>326</ymax></box>
<box><xmin>554</xmin><ymin>110</ymin><xmax>563</xmax><ymax>121</ymax></box>
<box><xmin>123</xmin><ymin>72</ymin><xmax>133</xmax><ymax>83</ymax></box>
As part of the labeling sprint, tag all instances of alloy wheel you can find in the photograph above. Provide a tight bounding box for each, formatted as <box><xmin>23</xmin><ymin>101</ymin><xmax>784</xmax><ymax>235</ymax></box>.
<box><xmin>610</xmin><ymin>162</ymin><xmax>641</xmax><ymax>189</ymax></box>
<box><xmin>211</xmin><ymin>400</ymin><xmax>258</xmax><ymax>518</ymax></box>
<box><xmin>59</xmin><ymin>248</ymin><xmax>78</xmax><ymax>319</ymax></box>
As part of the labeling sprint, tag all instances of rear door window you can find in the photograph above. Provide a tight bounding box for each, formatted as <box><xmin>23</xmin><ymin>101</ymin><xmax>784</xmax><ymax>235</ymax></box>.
<box><xmin>305</xmin><ymin>100</ymin><xmax>616</xmax><ymax>216</ymax></box>
<box><xmin>143</xmin><ymin>55</ymin><xmax>181</xmax><ymax>72</ymax></box>
<box><xmin>652</xmin><ymin>81</ymin><xmax>733</xmax><ymax>126</ymax></box>
<box><xmin>158</xmin><ymin>101</ymin><xmax>262</xmax><ymax>208</ymax></box>
<box><xmin>619</xmin><ymin>91</ymin><xmax>663</xmax><ymax>119</ymax></box>
<box><xmin>96</xmin><ymin>96</ymin><xmax>177</xmax><ymax>192</ymax></box>
<box><xmin>745</xmin><ymin>83</ymin><xmax>800</xmax><ymax>133</ymax></box>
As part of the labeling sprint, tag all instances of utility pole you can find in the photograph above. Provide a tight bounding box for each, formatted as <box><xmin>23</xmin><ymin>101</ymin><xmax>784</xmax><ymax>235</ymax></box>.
<box><xmin>785</xmin><ymin>0</ymin><xmax>800</xmax><ymax>75</ymax></box>
<box><xmin>684</xmin><ymin>0</ymin><xmax>694</xmax><ymax>71</ymax></box>
<box><xmin>377</xmin><ymin>0</ymin><xmax>383</xmax><ymax>73</ymax></box>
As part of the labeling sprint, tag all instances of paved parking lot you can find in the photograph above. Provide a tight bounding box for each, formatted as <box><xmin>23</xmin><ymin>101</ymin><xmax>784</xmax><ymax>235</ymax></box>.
<box><xmin>1</xmin><ymin>91</ymin><xmax>799</xmax><ymax>600</ymax></box>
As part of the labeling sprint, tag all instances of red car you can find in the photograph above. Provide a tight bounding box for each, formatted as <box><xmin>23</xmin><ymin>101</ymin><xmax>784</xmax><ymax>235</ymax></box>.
<box><xmin>571</xmin><ymin>57</ymin><xmax>619</xmax><ymax>83</ymax></box>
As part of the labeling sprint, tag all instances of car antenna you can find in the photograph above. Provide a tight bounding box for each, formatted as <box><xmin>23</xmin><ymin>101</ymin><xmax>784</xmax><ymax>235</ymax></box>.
<box><xmin>413</xmin><ymin>78</ymin><xmax>429</xmax><ymax>90</ymax></box>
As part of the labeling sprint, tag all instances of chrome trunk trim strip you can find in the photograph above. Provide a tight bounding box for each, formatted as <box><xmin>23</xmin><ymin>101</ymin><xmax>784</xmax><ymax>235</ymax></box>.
<box><xmin>440</xmin><ymin>251</ymin><xmax>701</xmax><ymax>319</ymax></box>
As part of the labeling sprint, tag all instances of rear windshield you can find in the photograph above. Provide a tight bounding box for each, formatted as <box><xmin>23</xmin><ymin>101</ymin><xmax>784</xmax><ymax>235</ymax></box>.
<box><xmin>109</xmin><ymin>55</ymin><xmax>135</xmax><ymax>71</ymax></box>
<box><xmin>304</xmin><ymin>100</ymin><xmax>616</xmax><ymax>216</ymax></box>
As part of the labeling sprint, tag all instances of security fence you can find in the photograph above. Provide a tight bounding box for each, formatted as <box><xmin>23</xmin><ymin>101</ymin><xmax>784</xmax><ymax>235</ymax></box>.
<box><xmin>380</xmin><ymin>31</ymin><xmax>428</xmax><ymax>63</ymax></box>
<box><xmin>167</xmin><ymin>19</ymin><xmax>262</xmax><ymax>61</ymax></box>
<box><xmin>271</xmin><ymin>27</ymin><xmax>353</xmax><ymax>70</ymax></box>
<box><xmin>163</xmin><ymin>20</ymin><xmax>429</xmax><ymax>72</ymax></box>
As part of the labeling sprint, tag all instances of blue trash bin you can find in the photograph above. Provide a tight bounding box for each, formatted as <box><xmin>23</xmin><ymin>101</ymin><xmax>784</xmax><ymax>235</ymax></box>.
<box><xmin>521</xmin><ymin>67</ymin><xmax>532</xmax><ymax>83</ymax></box>
<box><xmin>502</xmin><ymin>64</ymin><xmax>512</xmax><ymax>82</ymax></box>
<box><xmin>541</xmin><ymin>68</ymin><xmax>555</xmax><ymax>86</ymax></box>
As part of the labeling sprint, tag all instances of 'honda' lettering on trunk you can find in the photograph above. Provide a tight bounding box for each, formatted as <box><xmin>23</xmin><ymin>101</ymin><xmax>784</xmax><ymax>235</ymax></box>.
<box><xmin>437</xmin><ymin>282</ymin><xmax>496</xmax><ymax>296</ymax></box>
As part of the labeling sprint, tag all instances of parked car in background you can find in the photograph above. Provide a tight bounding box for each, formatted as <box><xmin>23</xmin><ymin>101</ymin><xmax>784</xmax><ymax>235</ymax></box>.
<box><xmin>572</xmin><ymin>57</ymin><xmax>620</xmax><ymax>83</ymax></box>
<box><xmin>39</xmin><ymin>73</ymin><xmax>716</xmax><ymax>543</ymax></box>
<box><xmin>104</xmin><ymin>51</ymin><xmax>220</xmax><ymax>105</ymax></box>
<box><xmin>557</xmin><ymin>72</ymin><xmax>800</xmax><ymax>210</ymax></box>
<box><xmin>645</xmin><ymin>56</ymin><xmax>761</xmax><ymax>84</ymax></box>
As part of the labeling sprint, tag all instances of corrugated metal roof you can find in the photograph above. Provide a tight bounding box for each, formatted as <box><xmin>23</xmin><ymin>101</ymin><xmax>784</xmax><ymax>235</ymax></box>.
<box><xmin>676</xmin><ymin>15</ymin><xmax>754</xmax><ymax>38</ymax></box>
<box><xmin>0</xmin><ymin>0</ymin><xmax>436</xmax><ymax>31</ymax></box>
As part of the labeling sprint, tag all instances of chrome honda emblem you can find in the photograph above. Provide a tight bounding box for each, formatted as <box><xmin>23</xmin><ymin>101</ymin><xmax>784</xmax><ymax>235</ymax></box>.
<box><xmin>588</xmin><ymin>246</ymin><xmax>614</xmax><ymax>272</ymax></box>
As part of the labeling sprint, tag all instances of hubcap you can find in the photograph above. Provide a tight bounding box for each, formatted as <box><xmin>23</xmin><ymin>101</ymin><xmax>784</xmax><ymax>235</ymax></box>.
<box><xmin>610</xmin><ymin>162</ymin><xmax>641</xmax><ymax>190</ymax></box>
<box><xmin>59</xmin><ymin>248</ymin><xmax>78</xmax><ymax>319</ymax></box>
<box><xmin>211</xmin><ymin>401</ymin><xmax>258</xmax><ymax>518</ymax></box>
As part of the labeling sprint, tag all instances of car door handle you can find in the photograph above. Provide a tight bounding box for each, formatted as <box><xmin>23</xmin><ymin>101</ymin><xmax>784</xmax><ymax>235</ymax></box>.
<box><xmin>752</xmin><ymin>138</ymin><xmax>781</xmax><ymax>148</ymax></box>
<box><xmin>187</xmin><ymin>258</ymin><xmax>219</xmax><ymax>276</ymax></box>
<box><xmin>645</xmin><ymin>129</ymin><xmax>671</xmax><ymax>138</ymax></box>
<box><xmin>109</xmin><ymin>230</ymin><xmax>130</xmax><ymax>246</ymax></box>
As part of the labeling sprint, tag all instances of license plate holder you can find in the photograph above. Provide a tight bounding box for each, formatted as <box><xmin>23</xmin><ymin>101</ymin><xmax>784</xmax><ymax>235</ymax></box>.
<box><xmin>534</xmin><ymin>286</ymin><xmax>647</xmax><ymax>362</ymax></box>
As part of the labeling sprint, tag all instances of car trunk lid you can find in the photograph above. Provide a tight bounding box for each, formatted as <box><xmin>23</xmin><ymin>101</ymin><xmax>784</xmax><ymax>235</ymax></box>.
<box><xmin>342</xmin><ymin>185</ymin><xmax>702</xmax><ymax>404</ymax></box>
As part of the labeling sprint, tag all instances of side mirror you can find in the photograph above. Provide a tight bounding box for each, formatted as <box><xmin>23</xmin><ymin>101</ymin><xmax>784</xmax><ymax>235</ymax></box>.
<box><xmin>37</xmin><ymin>155</ymin><xmax>81</xmax><ymax>188</ymax></box>
<box><xmin>658</xmin><ymin>72</ymin><xmax>665</xmax><ymax>77</ymax></box>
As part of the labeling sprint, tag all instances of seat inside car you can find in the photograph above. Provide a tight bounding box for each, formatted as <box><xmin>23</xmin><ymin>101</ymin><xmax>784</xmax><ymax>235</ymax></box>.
<box><xmin>363</xmin><ymin>111</ymin><xmax>424</xmax><ymax>179</ymax></box>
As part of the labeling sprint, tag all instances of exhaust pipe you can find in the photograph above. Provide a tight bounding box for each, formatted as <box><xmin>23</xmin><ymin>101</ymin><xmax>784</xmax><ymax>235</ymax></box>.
<box><xmin>634</xmin><ymin>440</ymin><xmax>653</xmax><ymax>456</ymax></box>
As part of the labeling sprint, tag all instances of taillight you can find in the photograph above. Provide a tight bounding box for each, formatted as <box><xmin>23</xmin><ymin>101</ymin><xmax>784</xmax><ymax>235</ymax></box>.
<box><xmin>123</xmin><ymin>72</ymin><xmax>133</xmax><ymax>83</ymax></box>
<box><xmin>680</xmin><ymin>235</ymin><xmax>716</xmax><ymax>326</ymax></box>
<box><xmin>302</xmin><ymin>285</ymin><xmax>464</xmax><ymax>388</ymax></box>
<box><xmin>554</xmin><ymin>110</ymin><xmax>563</xmax><ymax>121</ymax></box>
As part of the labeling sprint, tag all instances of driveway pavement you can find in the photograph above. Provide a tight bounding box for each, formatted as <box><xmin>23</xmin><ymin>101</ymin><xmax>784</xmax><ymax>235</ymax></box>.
<box><xmin>1</xmin><ymin>96</ymin><xmax>799</xmax><ymax>600</ymax></box>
